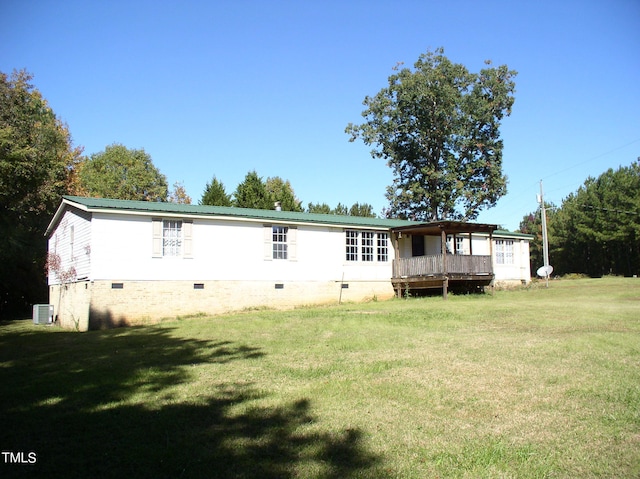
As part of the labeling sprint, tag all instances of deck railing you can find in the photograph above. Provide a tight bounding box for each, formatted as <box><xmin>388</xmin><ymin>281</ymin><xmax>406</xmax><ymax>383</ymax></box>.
<box><xmin>392</xmin><ymin>254</ymin><xmax>493</xmax><ymax>278</ymax></box>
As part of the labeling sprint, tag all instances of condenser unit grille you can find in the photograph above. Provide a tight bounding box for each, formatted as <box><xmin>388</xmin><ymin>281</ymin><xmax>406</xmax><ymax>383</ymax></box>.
<box><xmin>33</xmin><ymin>304</ymin><xmax>54</xmax><ymax>325</ymax></box>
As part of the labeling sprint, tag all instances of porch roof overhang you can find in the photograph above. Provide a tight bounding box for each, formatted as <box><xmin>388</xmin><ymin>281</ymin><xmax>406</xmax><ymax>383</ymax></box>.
<box><xmin>390</xmin><ymin>220</ymin><xmax>498</xmax><ymax>237</ymax></box>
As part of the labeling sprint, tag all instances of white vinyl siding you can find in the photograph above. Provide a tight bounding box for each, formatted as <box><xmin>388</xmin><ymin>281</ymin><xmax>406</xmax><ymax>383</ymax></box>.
<box><xmin>47</xmin><ymin>208</ymin><xmax>92</xmax><ymax>284</ymax></box>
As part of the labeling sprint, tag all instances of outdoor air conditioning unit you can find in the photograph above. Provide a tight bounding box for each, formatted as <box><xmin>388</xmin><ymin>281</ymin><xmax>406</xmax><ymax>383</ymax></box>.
<box><xmin>33</xmin><ymin>304</ymin><xmax>54</xmax><ymax>325</ymax></box>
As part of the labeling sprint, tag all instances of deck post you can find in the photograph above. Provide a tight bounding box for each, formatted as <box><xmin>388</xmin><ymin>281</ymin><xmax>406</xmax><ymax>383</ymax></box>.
<box><xmin>393</xmin><ymin>232</ymin><xmax>402</xmax><ymax>297</ymax></box>
<box><xmin>441</xmin><ymin>229</ymin><xmax>447</xmax><ymax>274</ymax></box>
<box><xmin>489</xmin><ymin>229</ymin><xmax>495</xmax><ymax>295</ymax></box>
<box><xmin>441</xmin><ymin>228</ymin><xmax>448</xmax><ymax>300</ymax></box>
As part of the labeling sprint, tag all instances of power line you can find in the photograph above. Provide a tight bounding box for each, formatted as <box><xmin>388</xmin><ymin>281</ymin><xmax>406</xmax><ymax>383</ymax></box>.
<box><xmin>542</xmin><ymin>137</ymin><xmax>640</xmax><ymax>181</ymax></box>
<box><xmin>580</xmin><ymin>204</ymin><xmax>640</xmax><ymax>217</ymax></box>
<box><xmin>513</xmin><ymin>137</ymin><xmax>640</xmax><ymax>215</ymax></box>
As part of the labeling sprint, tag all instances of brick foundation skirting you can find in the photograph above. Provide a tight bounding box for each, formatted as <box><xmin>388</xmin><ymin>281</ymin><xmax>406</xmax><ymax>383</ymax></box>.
<box><xmin>50</xmin><ymin>280</ymin><xmax>395</xmax><ymax>331</ymax></box>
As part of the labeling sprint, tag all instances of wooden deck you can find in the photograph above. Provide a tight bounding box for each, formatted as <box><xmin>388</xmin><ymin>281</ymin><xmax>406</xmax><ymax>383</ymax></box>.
<box><xmin>392</xmin><ymin>254</ymin><xmax>494</xmax><ymax>298</ymax></box>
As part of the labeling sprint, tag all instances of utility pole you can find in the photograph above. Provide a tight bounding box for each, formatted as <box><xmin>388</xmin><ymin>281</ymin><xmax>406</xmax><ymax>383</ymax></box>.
<box><xmin>538</xmin><ymin>180</ymin><xmax>551</xmax><ymax>287</ymax></box>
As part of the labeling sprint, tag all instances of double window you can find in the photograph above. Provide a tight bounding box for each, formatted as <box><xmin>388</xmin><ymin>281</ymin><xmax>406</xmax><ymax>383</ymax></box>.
<box><xmin>446</xmin><ymin>235</ymin><xmax>467</xmax><ymax>255</ymax></box>
<box><xmin>495</xmin><ymin>239</ymin><xmax>514</xmax><ymax>265</ymax></box>
<box><xmin>345</xmin><ymin>230</ymin><xmax>389</xmax><ymax>262</ymax></box>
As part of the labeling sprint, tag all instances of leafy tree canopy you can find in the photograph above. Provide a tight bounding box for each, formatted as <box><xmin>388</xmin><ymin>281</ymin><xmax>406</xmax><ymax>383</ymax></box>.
<box><xmin>200</xmin><ymin>176</ymin><xmax>232</xmax><ymax>206</ymax></box>
<box><xmin>265</xmin><ymin>176</ymin><xmax>303</xmax><ymax>212</ymax></box>
<box><xmin>233</xmin><ymin>170</ymin><xmax>271</xmax><ymax>209</ymax></box>
<box><xmin>78</xmin><ymin>143</ymin><xmax>168</xmax><ymax>201</ymax></box>
<box><xmin>346</xmin><ymin>48</ymin><xmax>516</xmax><ymax>221</ymax></box>
<box><xmin>333</xmin><ymin>203</ymin><xmax>348</xmax><ymax>216</ymax></box>
<box><xmin>0</xmin><ymin>69</ymin><xmax>83</xmax><ymax>316</ymax></box>
<box><xmin>168</xmin><ymin>181</ymin><xmax>192</xmax><ymax>204</ymax></box>
<box><xmin>349</xmin><ymin>202</ymin><xmax>376</xmax><ymax>218</ymax></box>
<box><xmin>0</xmin><ymin>69</ymin><xmax>82</xmax><ymax>219</ymax></box>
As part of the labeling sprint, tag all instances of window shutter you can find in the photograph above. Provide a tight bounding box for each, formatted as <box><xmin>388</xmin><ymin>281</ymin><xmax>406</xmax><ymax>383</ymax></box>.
<box><xmin>288</xmin><ymin>226</ymin><xmax>297</xmax><ymax>261</ymax></box>
<box><xmin>152</xmin><ymin>218</ymin><xmax>162</xmax><ymax>258</ymax></box>
<box><xmin>183</xmin><ymin>220</ymin><xmax>193</xmax><ymax>258</ymax></box>
<box><xmin>264</xmin><ymin>225</ymin><xmax>273</xmax><ymax>261</ymax></box>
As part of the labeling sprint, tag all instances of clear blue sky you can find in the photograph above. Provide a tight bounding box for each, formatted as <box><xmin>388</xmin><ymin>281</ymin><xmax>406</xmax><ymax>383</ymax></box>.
<box><xmin>2</xmin><ymin>0</ymin><xmax>638</xmax><ymax>231</ymax></box>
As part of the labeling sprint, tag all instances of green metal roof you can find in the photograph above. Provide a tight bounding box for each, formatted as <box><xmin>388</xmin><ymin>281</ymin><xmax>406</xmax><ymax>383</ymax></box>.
<box><xmin>61</xmin><ymin>196</ymin><xmax>413</xmax><ymax>229</ymax></box>
<box><xmin>56</xmin><ymin>196</ymin><xmax>531</xmax><ymax>238</ymax></box>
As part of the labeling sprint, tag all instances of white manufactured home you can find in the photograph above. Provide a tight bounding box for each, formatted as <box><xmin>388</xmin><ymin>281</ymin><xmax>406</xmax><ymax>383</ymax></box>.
<box><xmin>45</xmin><ymin>196</ymin><xmax>532</xmax><ymax>330</ymax></box>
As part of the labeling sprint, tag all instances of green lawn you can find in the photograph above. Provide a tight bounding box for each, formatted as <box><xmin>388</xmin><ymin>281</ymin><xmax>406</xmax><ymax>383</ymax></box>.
<box><xmin>1</xmin><ymin>277</ymin><xmax>639</xmax><ymax>478</ymax></box>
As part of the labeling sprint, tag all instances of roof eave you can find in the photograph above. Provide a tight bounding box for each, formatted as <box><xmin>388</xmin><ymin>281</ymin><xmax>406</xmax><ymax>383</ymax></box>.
<box><xmin>45</xmin><ymin>197</ymin><xmax>90</xmax><ymax>237</ymax></box>
<box><xmin>391</xmin><ymin>220</ymin><xmax>499</xmax><ymax>236</ymax></box>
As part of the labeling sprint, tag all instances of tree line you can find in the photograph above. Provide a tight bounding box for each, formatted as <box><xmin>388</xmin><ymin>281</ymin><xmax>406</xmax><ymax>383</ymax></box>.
<box><xmin>73</xmin><ymin>142</ymin><xmax>378</xmax><ymax>216</ymax></box>
<box><xmin>200</xmin><ymin>170</ymin><xmax>376</xmax><ymax>217</ymax></box>
<box><xmin>519</xmin><ymin>159</ymin><xmax>640</xmax><ymax>277</ymax></box>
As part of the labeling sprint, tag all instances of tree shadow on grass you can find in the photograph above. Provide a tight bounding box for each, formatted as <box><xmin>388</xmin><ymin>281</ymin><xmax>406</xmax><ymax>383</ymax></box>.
<box><xmin>0</xmin><ymin>323</ymin><xmax>380</xmax><ymax>478</ymax></box>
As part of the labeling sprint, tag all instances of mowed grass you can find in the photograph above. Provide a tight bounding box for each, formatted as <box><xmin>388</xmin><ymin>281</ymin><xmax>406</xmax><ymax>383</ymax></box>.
<box><xmin>1</xmin><ymin>277</ymin><xmax>639</xmax><ymax>478</ymax></box>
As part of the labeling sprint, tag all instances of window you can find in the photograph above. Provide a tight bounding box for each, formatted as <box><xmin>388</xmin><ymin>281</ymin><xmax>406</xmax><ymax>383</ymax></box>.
<box><xmin>446</xmin><ymin>235</ymin><xmax>466</xmax><ymax>255</ymax></box>
<box><xmin>346</xmin><ymin>230</ymin><xmax>389</xmax><ymax>262</ymax></box>
<box><xmin>264</xmin><ymin>225</ymin><xmax>296</xmax><ymax>261</ymax></box>
<box><xmin>152</xmin><ymin>218</ymin><xmax>191</xmax><ymax>258</ymax></box>
<box><xmin>495</xmin><ymin>239</ymin><xmax>514</xmax><ymax>265</ymax></box>
<box><xmin>361</xmin><ymin>232</ymin><xmax>374</xmax><ymax>261</ymax></box>
<box><xmin>377</xmin><ymin>233</ymin><xmax>389</xmax><ymax>262</ymax></box>
<box><xmin>346</xmin><ymin>230</ymin><xmax>358</xmax><ymax>261</ymax></box>
<box><xmin>272</xmin><ymin>226</ymin><xmax>288</xmax><ymax>260</ymax></box>
<box><xmin>163</xmin><ymin>220</ymin><xmax>182</xmax><ymax>256</ymax></box>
